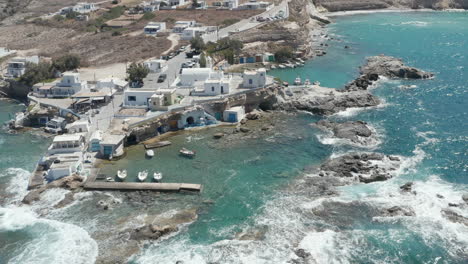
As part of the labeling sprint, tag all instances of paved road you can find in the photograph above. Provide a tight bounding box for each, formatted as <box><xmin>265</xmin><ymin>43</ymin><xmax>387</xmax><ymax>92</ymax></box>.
<box><xmin>88</xmin><ymin>93</ymin><xmax>123</xmax><ymax>132</ymax></box>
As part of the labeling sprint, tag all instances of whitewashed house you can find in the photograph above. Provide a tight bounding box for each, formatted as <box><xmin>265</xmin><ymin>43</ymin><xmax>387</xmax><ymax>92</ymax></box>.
<box><xmin>223</xmin><ymin>106</ymin><xmax>245</xmax><ymax>123</ymax></box>
<box><xmin>169</xmin><ymin>0</ymin><xmax>186</xmax><ymax>6</ymax></box>
<box><xmin>95</xmin><ymin>78</ymin><xmax>128</xmax><ymax>91</ymax></box>
<box><xmin>144</xmin><ymin>59</ymin><xmax>167</xmax><ymax>73</ymax></box>
<box><xmin>149</xmin><ymin>88</ymin><xmax>178</xmax><ymax>110</ymax></box>
<box><xmin>44</xmin><ymin>117</ymin><xmax>67</xmax><ymax>134</ymax></box>
<box><xmin>223</xmin><ymin>0</ymin><xmax>238</xmax><ymax>9</ymax></box>
<box><xmin>51</xmin><ymin>72</ymin><xmax>88</xmax><ymax>97</ymax></box>
<box><xmin>242</xmin><ymin>68</ymin><xmax>266</xmax><ymax>88</ymax></box>
<box><xmin>6</xmin><ymin>56</ymin><xmax>39</xmax><ymax>78</ymax></box>
<box><xmin>46</xmin><ymin>153</ymin><xmax>83</xmax><ymax>181</ymax></box>
<box><xmin>173</xmin><ymin>21</ymin><xmax>196</xmax><ymax>33</ymax></box>
<box><xmin>144</xmin><ymin>22</ymin><xmax>166</xmax><ymax>35</ymax></box>
<box><xmin>66</xmin><ymin>120</ymin><xmax>90</xmax><ymax>134</ymax></box>
<box><xmin>89</xmin><ymin>130</ymin><xmax>103</xmax><ymax>152</ymax></box>
<box><xmin>47</xmin><ymin>134</ymin><xmax>86</xmax><ymax>155</ymax></box>
<box><xmin>182</xmin><ymin>27</ymin><xmax>206</xmax><ymax>40</ymax></box>
<box><xmin>100</xmin><ymin>133</ymin><xmax>125</xmax><ymax>158</ymax></box>
<box><xmin>124</xmin><ymin>90</ymin><xmax>156</xmax><ymax>108</ymax></box>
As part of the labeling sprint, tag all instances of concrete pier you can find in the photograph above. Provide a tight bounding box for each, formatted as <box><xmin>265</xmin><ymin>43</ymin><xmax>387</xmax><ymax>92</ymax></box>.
<box><xmin>83</xmin><ymin>182</ymin><xmax>202</xmax><ymax>192</ymax></box>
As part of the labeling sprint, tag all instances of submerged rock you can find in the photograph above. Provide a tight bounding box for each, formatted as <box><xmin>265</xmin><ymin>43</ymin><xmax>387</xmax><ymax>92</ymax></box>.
<box><xmin>130</xmin><ymin>224</ymin><xmax>178</xmax><ymax>240</ymax></box>
<box><xmin>383</xmin><ymin>206</ymin><xmax>415</xmax><ymax>217</ymax></box>
<box><xmin>213</xmin><ymin>133</ymin><xmax>224</xmax><ymax>139</ymax></box>
<box><xmin>400</xmin><ymin>182</ymin><xmax>413</xmax><ymax>192</ymax></box>
<box><xmin>441</xmin><ymin>209</ymin><xmax>468</xmax><ymax>226</ymax></box>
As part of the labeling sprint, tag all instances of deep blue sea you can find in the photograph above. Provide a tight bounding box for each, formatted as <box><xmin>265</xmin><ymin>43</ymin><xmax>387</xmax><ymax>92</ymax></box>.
<box><xmin>0</xmin><ymin>11</ymin><xmax>467</xmax><ymax>264</ymax></box>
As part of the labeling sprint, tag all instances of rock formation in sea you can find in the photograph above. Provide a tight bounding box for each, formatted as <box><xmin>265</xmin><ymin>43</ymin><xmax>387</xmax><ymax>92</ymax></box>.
<box><xmin>319</xmin><ymin>152</ymin><xmax>401</xmax><ymax>184</ymax></box>
<box><xmin>314</xmin><ymin>120</ymin><xmax>374</xmax><ymax>145</ymax></box>
<box><xmin>313</xmin><ymin>0</ymin><xmax>468</xmax><ymax>12</ymax></box>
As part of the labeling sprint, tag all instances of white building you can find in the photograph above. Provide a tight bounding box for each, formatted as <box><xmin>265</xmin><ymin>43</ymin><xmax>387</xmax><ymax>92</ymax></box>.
<box><xmin>61</xmin><ymin>2</ymin><xmax>98</xmax><ymax>14</ymax></box>
<box><xmin>169</xmin><ymin>0</ymin><xmax>186</xmax><ymax>6</ymax></box>
<box><xmin>124</xmin><ymin>90</ymin><xmax>157</xmax><ymax>108</ymax></box>
<box><xmin>242</xmin><ymin>68</ymin><xmax>266</xmax><ymax>88</ymax></box>
<box><xmin>0</xmin><ymin>47</ymin><xmax>16</xmax><ymax>58</ymax></box>
<box><xmin>46</xmin><ymin>152</ymin><xmax>83</xmax><ymax>181</ymax></box>
<box><xmin>199</xmin><ymin>78</ymin><xmax>231</xmax><ymax>96</ymax></box>
<box><xmin>223</xmin><ymin>106</ymin><xmax>245</xmax><ymax>123</ymax></box>
<box><xmin>181</xmin><ymin>27</ymin><xmax>206</xmax><ymax>40</ymax></box>
<box><xmin>149</xmin><ymin>88</ymin><xmax>178</xmax><ymax>110</ymax></box>
<box><xmin>45</xmin><ymin>117</ymin><xmax>67</xmax><ymax>134</ymax></box>
<box><xmin>47</xmin><ymin>134</ymin><xmax>86</xmax><ymax>155</ymax></box>
<box><xmin>95</xmin><ymin>78</ymin><xmax>128</xmax><ymax>91</ymax></box>
<box><xmin>173</xmin><ymin>20</ymin><xmax>196</xmax><ymax>33</ymax></box>
<box><xmin>223</xmin><ymin>0</ymin><xmax>238</xmax><ymax>9</ymax></box>
<box><xmin>144</xmin><ymin>22</ymin><xmax>166</xmax><ymax>35</ymax></box>
<box><xmin>52</xmin><ymin>72</ymin><xmax>88</xmax><ymax>97</ymax></box>
<box><xmin>238</xmin><ymin>1</ymin><xmax>270</xmax><ymax>9</ymax></box>
<box><xmin>6</xmin><ymin>56</ymin><xmax>39</xmax><ymax>78</ymax></box>
<box><xmin>89</xmin><ymin>130</ymin><xmax>103</xmax><ymax>152</ymax></box>
<box><xmin>66</xmin><ymin>120</ymin><xmax>90</xmax><ymax>134</ymax></box>
<box><xmin>144</xmin><ymin>59</ymin><xmax>167</xmax><ymax>73</ymax></box>
<box><xmin>100</xmin><ymin>133</ymin><xmax>125</xmax><ymax>158</ymax></box>
<box><xmin>179</xmin><ymin>68</ymin><xmax>221</xmax><ymax>86</ymax></box>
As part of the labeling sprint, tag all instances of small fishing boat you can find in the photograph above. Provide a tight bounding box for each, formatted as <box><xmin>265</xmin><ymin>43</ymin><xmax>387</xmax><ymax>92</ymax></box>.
<box><xmin>117</xmin><ymin>170</ymin><xmax>127</xmax><ymax>180</ymax></box>
<box><xmin>304</xmin><ymin>79</ymin><xmax>311</xmax><ymax>86</ymax></box>
<box><xmin>282</xmin><ymin>81</ymin><xmax>289</xmax><ymax>87</ymax></box>
<box><xmin>270</xmin><ymin>65</ymin><xmax>277</xmax><ymax>69</ymax></box>
<box><xmin>144</xmin><ymin>140</ymin><xmax>172</xmax><ymax>149</ymax></box>
<box><xmin>153</xmin><ymin>172</ymin><xmax>163</xmax><ymax>182</ymax></box>
<box><xmin>138</xmin><ymin>170</ymin><xmax>148</xmax><ymax>182</ymax></box>
<box><xmin>294</xmin><ymin>77</ymin><xmax>302</xmax><ymax>86</ymax></box>
<box><xmin>278</xmin><ymin>64</ymin><xmax>286</xmax><ymax>69</ymax></box>
<box><xmin>313</xmin><ymin>81</ymin><xmax>321</xmax><ymax>86</ymax></box>
<box><xmin>106</xmin><ymin>177</ymin><xmax>115</xmax><ymax>182</ymax></box>
<box><xmin>179</xmin><ymin>148</ymin><xmax>196</xmax><ymax>158</ymax></box>
<box><xmin>146</xmin><ymin>149</ymin><xmax>154</xmax><ymax>157</ymax></box>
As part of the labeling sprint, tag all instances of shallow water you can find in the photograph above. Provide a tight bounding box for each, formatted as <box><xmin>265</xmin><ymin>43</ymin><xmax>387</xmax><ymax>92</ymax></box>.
<box><xmin>0</xmin><ymin>11</ymin><xmax>467</xmax><ymax>264</ymax></box>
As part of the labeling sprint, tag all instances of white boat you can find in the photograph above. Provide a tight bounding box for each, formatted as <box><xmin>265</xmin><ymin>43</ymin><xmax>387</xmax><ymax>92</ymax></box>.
<box><xmin>179</xmin><ymin>148</ymin><xmax>196</xmax><ymax>158</ymax></box>
<box><xmin>313</xmin><ymin>81</ymin><xmax>321</xmax><ymax>86</ymax></box>
<box><xmin>270</xmin><ymin>65</ymin><xmax>277</xmax><ymax>69</ymax></box>
<box><xmin>117</xmin><ymin>170</ymin><xmax>127</xmax><ymax>180</ymax></box>
<box><xmin>278</xmin><ymin>64</ymin><xmax>286</xmax><ymax>69</ymax></box>
<box><xmin>294</xmin><ymin>77</ymin><xmax>302</xmax><ymax>86</ymax></box>
<box><xmin>153</xmin><ymin>172</ymin><xmax>163</xmax><ymax>182</ymax></box>
<box><xmin>138</xmin><ymin>170</ymin><xmax>148</xmax><ymax>182</ymax></box>
<box><xmin>304</xmin><ymin>79</ymin><xmax>311</xmax><ymax>86</ymax></box>
<box><xmin>106</xmin><ymin>177</ymin><xmax>115</xmax><ymax>182</ymax></box>
<box><xmin>146</xmin><ymin>149</ymin><xmax>154</xmax><ymax>157</ymax></box>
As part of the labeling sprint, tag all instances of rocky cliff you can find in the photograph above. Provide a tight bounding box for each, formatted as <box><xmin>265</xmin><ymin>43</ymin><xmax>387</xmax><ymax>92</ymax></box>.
<box><xmin>313</xmin><ymin>0</ymin><xmax>468</xmax><ymax>11</ymax></box>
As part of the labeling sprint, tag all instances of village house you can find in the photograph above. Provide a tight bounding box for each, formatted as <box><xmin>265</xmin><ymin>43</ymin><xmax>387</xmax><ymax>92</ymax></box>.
<box><xmin>99</xmin><ymin>133</ymin><xmax>125</xmax><ymax>158</ymax></box>
<box><xmin>223</xmin><ymin>0</ymin><xmax>238</xmax><ymax>9</ymax></box>
<box><xmin>169</xmin><ymin>0</ymin><xmax>186</xmax><ymax>6</ymax></box>
<box><xmin>182</xmin><ymin>27</ymin><xmax>207</xmax><ymax>40</ymax></box>
<box><xmin>144</xmin><ymin>59</ymin><xmax>168</xmax><ymax>73</ymax></box>
<box><xmin>124</xmin><ymin>90</ymin><xmax>156</xmax><ymax>108</ymax></box>
<box><xmin>89</xmin><ymin>130</ymin><xmax>103</xmax><ymax>152</ymax></box>
<box><xmin>149</xmin><ymin>88</ymin><xmax>178</xmax><ymax>110</ymax></box>
<box><xmin>223</xmin><ymin>106</ymin><xmax>245</xmax><ymax>123</ymax></box>
<box><xmin>238</xmin><ymin>1</ymin><xmax>271</xmax><ymax>10</ymax></box>
<box><xmin>66</xmin><ymin>120</ymin><xmax>90</xmax><ymax>134</ymax></box>
<box><xmin>5</xmin><ymin>56</ymin><xmax>39</xmax><ymax>78</ymax></box>
<box><xmin>173</xmin><ymin>21</ymin><xmax>196</xmax><ymax>33</ymax></box>
<box><xmin>242</xmin><ymin>68</ymin><xmax>267</xmax><ymax>88</ymax></box>
<box><xmin>47</xmin><ymin>134</ymin><xmax>86</xmax><ymax>156</ymax></box>
<box><xmin>51</xmin><ymin>72</ymin><xmax>88</xmax><ymax>98</ymax></box>
<box><xmin>95</xmin><ymin>78</ymin><xmax>128</xmax><ymax>91</ymax></box>
<box><xmin>60</xmin><ymin>2</ymin><xmax>98</xmax><ymax>14</ymax></box>
<box><xmin>144</xmin><ymin>22</ymin><xmax>166</xmax><ymax>35</ymax></box>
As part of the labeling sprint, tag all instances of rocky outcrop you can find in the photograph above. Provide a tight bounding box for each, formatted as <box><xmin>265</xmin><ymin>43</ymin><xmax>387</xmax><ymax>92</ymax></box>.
<box><xmin>280</xmin><ymin>90</ymin><xmax>380</xmax><ymax>115</ymax></box>
<box><xmin>22</xmin><ymin>174</ymin><xmax>84</xmax><ymax>204</ymax></box>
<box><xmin>382</xmin><ymin>206</ymin><xmax>415</xmax><ymax>217</ymax></box>
<box><xmin>441</xmin><ymin>209</ymin><xmax>468</xmax><ymax>226</ymax></box>
<box><xmin>314</xmin><ymin>120</ymin><xmax>373</xmax><ymax>143</ymax></box>
<box><xmin>319</xmin><ymin>152</ymin><xmax>401</xmax><ymax>183</ymax></box>
<box><xmin>130</xmin><ymin>224</ymin><xmax>179</xmax><ymax>240</ymax></box>
<box><xmin>362</xmin><ymin>55</ymin><xmax>434</xmax><ymax>79</ymax></box>
<box><xmin>344</xmin><ymin>55</ymin><xmax>433</xmax><ymax>92</ymax></box>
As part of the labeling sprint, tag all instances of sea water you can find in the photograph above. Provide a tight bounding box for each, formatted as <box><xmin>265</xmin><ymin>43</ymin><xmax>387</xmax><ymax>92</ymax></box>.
<box><xmin>0</xmin><ymin>11</ymin><xmax>467</xmax><ymax>264</ymax></box>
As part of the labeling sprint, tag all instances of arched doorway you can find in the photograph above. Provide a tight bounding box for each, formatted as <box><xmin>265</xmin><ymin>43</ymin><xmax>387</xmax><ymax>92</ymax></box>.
<box><xmin>186</xmin><ymin>116</ymin><xmax>195</xmax><ymax>125</ymax></box>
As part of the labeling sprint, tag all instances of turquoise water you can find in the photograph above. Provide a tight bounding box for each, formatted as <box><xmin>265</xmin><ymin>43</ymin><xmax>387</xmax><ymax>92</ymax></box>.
<box><xmin>1</xmin><ymin>11</ymin><xmax>467</xmax><ymax>264</ymax></box>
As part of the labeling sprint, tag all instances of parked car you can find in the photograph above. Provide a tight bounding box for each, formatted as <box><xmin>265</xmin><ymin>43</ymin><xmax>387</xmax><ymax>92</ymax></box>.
<box><xmin>157</xmin><ymin>74</ymin><xmax>167</xmax><ymax>83</ymax></box>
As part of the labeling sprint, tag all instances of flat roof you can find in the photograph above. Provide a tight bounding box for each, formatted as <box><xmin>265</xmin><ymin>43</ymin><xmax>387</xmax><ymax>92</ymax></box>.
<box><xmin>72</xmin><ymin>91</ymin><xmax>108</xmax><ymax>98</ymax></box>
<box><xmin>53</xmin><ymin>134</ymin><xmax>83</xmax><ymax>142</ymax></box>
<box><xmin>101</xmin><ymin>134</ymin><xmax>125</xmax><ymax>145</ymax></box>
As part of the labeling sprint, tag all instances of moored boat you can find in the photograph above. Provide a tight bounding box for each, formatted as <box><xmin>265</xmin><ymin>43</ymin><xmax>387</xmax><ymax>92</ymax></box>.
<box><xmin>179</xmin><ymin>148</ymin><xmax>196</xmax><ymax>158</ymax></box>
<box><xmin>106</xmin><ymin>177</ymin><xmax>114</xmax><ymax>182</ymax></box>
<box><xmin>138</xmin><ymin>170</ymin><xmax>148</xmax><ymax>181</ymax></box>
<box><xmin>294</xmin><ymin>77</ymin><xmax>302</xmax><ymax>86</ymax></box>
<box><xmin>144</xmin><ymin>141</ymin><xmax>172</xmax><ymax>149</ymax></box>
<box><xmin>153</xmin><ymin>172</ymin><xmax>163</xmax><ymax>182</ymax></box>
<box><xmin>146</xmin><ymin>149</ymin><xmax>154</xmax><ymax>157</ymax></box>
<box><xmin>117</xmin><ymin>169</ymin><xmax>127</xmax><ymax>180</ymax></box>
<box><xmin>304</xmin><ymin>79</ymin><xmax>311</xmax><ymax>86</ymax></box>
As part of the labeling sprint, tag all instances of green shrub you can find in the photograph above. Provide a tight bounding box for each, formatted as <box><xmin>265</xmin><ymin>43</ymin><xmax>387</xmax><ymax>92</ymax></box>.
<box><xmin>220</xmin><ymin>18</ymin><xmax>239</xmax><ymax>28</ymax></box>
<box><xmin>127</xmin><ymin>63</ymin><xmax>149</xmax><ymax>85</ymax></box>
<box><xmin>52</xmin><ymin>54</ymin><xmax>81</xmax><ymax>72</ymax></box>
<box><xmin>141</xmin><ymin>12</ymin><xmax>155</xmax><ymax>20</ymax></box>
<box><xmin>274</xmin><ymin>47</ymin><xmax>293</xmax><ymax>63</ymax></box>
